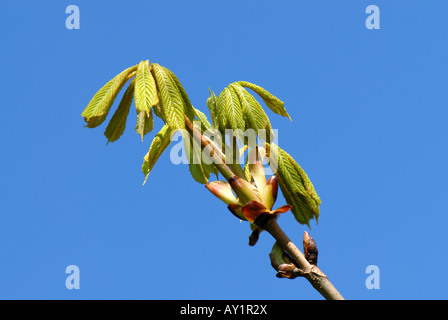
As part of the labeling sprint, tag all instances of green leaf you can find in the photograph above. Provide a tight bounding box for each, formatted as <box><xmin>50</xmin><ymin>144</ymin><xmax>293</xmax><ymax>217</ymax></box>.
<box><xmin>151</xmin><ymin>63</ymin><xmax>186</xmax><ymax>129</ymax></box>
<box><xmin>194</xmin><ymin>108</ymin><xmax>213</xmax><ymax>132</ymax></box>
<box><xmin>135</xmin><ymin>109</ymin><xmax>154</xmax><ymax>142</ymax></box>
<box><xmin>266</xmin><ymin>143</ymin><xmax>321</xmax><ymax>227</ymax></box>
<box><xmin>104</xmin><ymin>79</ymin><xmax>135</xmax><ymax>144</ymax></box>
<box><xmin>152</xmin><ymin>103</ymin><xmax>166</xmax><ymax>122</ymax></box>
<box><xmin>82</xmin><ymin>64</ymin><xmax>137</xmax><ymax>128</ymax></box>
<box><xmin>216</xmin><ymin>87</ymin><xmax>245</xmax><ymax>135</ymax></box>
<box><xmin>230</xmin><ymin>83</ymin><xmax>273</xmax><ymax>141</ymax></box>
<box><xmin>207</xmin><ymin>89</ymin><xmax>218</xmax><ymax>128</ymax></box>
<box><xmin>142</xmin><ymin>124</ymin><xmax>173</xmax><ymax>184</ymax></box>
<box><xmin>134</xmin><ymin>60</ymin><xmax>159</xmax><ymax>113</ymax></box>
<box><xmin>236</xmin><ymin>81</ymin><xmax>291</xmax><ymax>121</ymax></box>
<box><xmin>165</xmin><ymin>68</ymin><xmax>196</xmax><ymax>122</ymax></box>
<box><xmin>182</xmin><ymin>130</ymin><xmax>209</xmax><ymax>184</ymax></box>
<box><xmin>193</xmin><ymin>111</ymin><xmax>220</xmax><ymax>179</ymax></box>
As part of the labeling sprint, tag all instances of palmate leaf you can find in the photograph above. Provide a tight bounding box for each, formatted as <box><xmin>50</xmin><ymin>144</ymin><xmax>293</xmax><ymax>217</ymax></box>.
<box><xmin>104</xmin><ymin>79</ymin><xmax>135</xmax><ymax>144</ymax></box>
<box><xmin>135</xmin><ymin>109</ymin><xmax>154</xmax><ymax>142</ymax></box>
<box><xmin>165</xmin><ymin>68</ymin><xmax>196</xmax><ymax>122</ymax></box>
<box><xmin>216</xmin><ymin>87</ymin><xmax>245</xmax><ymax>134</ymax></box>
<box><xmin>230</xmin><ymin>83</ymin><xmax>273</xmax><ymax>141</ymax></box>
<box><xmin>214</xmin><ymin>82</ymin><xmax>286</xmax><ymax>143</ymax></box>
<box><xmin>236</xmin><ymin>81</ymin><xmax>291</xmax><ymax>121</ymax></box>
<box><xmin>134</xmin><ymin>60</ymin><xmax>159</xmax><ymax>113</ymax></box>
<box><xmin>82</xmin><ymin>64</ymin><xmax>137</xmax><ymax>128</ymax></box>
<box><xmin>142</xmin><ymin>124</ymin><xmax>173</xmax><ymax>185</ymax></box>
<box><xmin>266</xmin><ymin>143</ymin><xmax>321</xmax><ymax>227</ymax></box>
<box><xmin>151</xmin><ymin>63</ymin><xmax>186</xmax><ymax>129</ymax></box>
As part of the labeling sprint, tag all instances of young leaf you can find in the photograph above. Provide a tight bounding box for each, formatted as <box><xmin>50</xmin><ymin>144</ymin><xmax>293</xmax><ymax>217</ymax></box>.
<box><xmin>151</xmin><ymin>63</ymin><xmax>186</xmax><ymax>129</ymax></box>
<box><xmin>269</xmin><ymin>241</ymin><xmax>287</xmax><ymax>270</ymax></box>
<box><xmin>152</xmin><ymin>102</ymin><xmax>166</xmax><ymax>122</ymax></box>
<box><xmin>194</xmin><ymin>108</ymin><xmax>213</xmax><ymax>132</ymax></box>
<box><xmin>82</xmin><ymin>64</ymin><xmax>137</xmax><ymax>128</ymax></box>
<box><xmin>182</xmin><ymin>131</ymin><xmax>209</xmax><ymax>184</ymax></box>
<box><xmin>194</xmin><ymin>113</ymin><xmax>220</xmax><ymax>179</ymax></box>
<box><xmin>236</xmin><ymin>81</ymin><xmax>291</xmax><ymax>121</ymax></box>
<box><xmin>230</xmin><ymin>83</ymin><xmax>273</xmax><ymax>142</ymax></box>
<box><xmin>134</xmin><ymin>60</ymin><xmax>159</xmax><ymax>113</ymax></box>
<box><xmin>216</xmin><ymin>87</ymin><xmax>245</xmax><ymax>135</ymax></box>
<box><xmin>142</xmin><ymin>124</ymin><xmax>173</xmax><ymax>184</ymax></box>
<box><xmin>266</xmin><ymin>143</ymin><xmax>321</xmax><ymax>227</ymax></box>
<box><xmin>206</xmin><ymin>89</ymin><xmax>218</xmax><ymax>128</ymax></box>
<box><xmin>165</xmin><ymin>68</ymin><xmax>196</xmax><ymax>122</ymax></box>
<box><xmin>135</xmin><ymin>109</ymin><xmax>154</xmax><ymax>142</ymax></box>
<box><xmin>104</xmin><ymin>79</ymin><xmax>135</xmax><ymax>144</ymax></box>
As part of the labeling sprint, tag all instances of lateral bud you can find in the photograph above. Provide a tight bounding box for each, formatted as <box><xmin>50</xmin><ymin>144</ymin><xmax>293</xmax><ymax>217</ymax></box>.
<box><xmin>303</xmin><ymin>231</ymin><xmax>318</xmax><ymax>265</ymax></box>
<box><xmin>276</xmin><ymin>263</ymin><xmax>298</xmax><ymax>279</ymax></box>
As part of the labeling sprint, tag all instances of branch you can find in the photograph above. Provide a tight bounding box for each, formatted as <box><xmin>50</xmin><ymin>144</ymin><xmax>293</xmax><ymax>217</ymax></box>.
<box><xmin>185</xmin><ymin>116</ymin><xmax>234</xmax><ymax>180</ymax></box>
<box><xmin>185</xmin><ymin>116</ymin><xmax>344</xmax><ymax>300</ymax></box>
<box><xmin>260</xmin><ymin>216</ymin><xmax>344</xmax><ymax>300</ymax></box>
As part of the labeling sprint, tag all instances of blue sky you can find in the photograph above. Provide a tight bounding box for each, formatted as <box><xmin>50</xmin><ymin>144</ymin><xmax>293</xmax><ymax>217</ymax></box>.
<box><xmin>0</xmin><ymin>1</ymin><xmax>447</xmax><ymax>300</ymax></box>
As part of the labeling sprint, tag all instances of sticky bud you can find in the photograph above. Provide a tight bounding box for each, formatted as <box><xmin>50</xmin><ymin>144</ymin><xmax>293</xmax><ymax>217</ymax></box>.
<box><xmin>303</xmin><ymin>231</ymin><xmax>318</xmax><ymax>265</ymax></box>
<box><xmin>248</xmin><ymin>147</ymin><xmax>266</xmax><ymax>192</ymax></box>
<box><xmin>206</xmin><ymin>181</ymin><xmax>239</xmax><ymax>205</ymax></box>
<box><xmin>241</xmin><ymin>201</ymin><xmax>269</xmax><ymax>223</ymax></box>
<box><xmin>277</xmin><ymin>263</ymin><xmax>298</xmax><ymax>279</ymax></box>
<box><xmin>242</xmin><ymin>201</ymin><xmax>292</xmax><ymax>225</ymax></box>
<box><xmin>262</xmin><ymin>175</ymin><xmax>279</xmax><ymax>210</ymax></box>
<box><xmin>228</xmin><ymin>176</ymin><xmax>262</xmax><ymax>204</ymax></box>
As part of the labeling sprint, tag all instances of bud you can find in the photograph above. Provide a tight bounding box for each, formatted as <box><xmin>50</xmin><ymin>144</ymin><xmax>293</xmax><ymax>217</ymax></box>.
<box><xmin>227</xmin><ymin>204</ymin><xmax>245</xmax><ymax>220</ymax></box>
<box><xmin>228</xmin><ymin>176</ymin><xmax>262</xmax><ymax>204</ymax></box>
<box><xmin>248</xmin><ymin>147</ymin><xmax>266</xmax><ymax>192</ymax></box>
<box><xmin>262</xmin><ymin>175</ymin><xmax>278</xmax><ymax>210</ymax></box>
<box><xmin>205</xmin><ymin>181</ymin><xmax>240</xmax><ymax>205</ymax></box>
<box><xmin>241</xmin><ymin>201</ymin><xmax>269</xmax><ymax>223</ymax></box>
<box><xmin>242</xmin><ymin>201</ymin><xmax>292</xmax><ymax>225</ymax></box>
<box><xmin>269</xmin><ymin>241</ymin><xmax>285</xmax><ymax>270</ymax></box>
<box><xmin>269</xmin><ymin>241</ymin><xmax>301</xmax><ymax>279</ymax></box>
<box><xmin>303</xmin><ymin>231</ymin><xmax>318</xmax><ymax>265</ymax></box>
<box><xmin>277</xmin><ymin>263</ymin><xmax>298</xmax><ymax>279</ymax></box>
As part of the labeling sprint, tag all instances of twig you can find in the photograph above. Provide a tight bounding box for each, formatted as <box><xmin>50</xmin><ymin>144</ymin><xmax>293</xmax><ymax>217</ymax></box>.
<box><xmin>185</xmin><ymin>116</ymin><xmax>344</xmax><ymax>300</ymax></box>
<box><xmin>260</xmin><ymin>217</ymin><xmax>344</xmax><ymax>300</ymax></box>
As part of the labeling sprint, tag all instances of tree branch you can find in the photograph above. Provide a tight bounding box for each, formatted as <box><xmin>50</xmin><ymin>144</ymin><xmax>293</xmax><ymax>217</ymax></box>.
<box><xmin>260</xmin><ymin>217</ymin><xmax>344</xmax><ymax>300</ymax></box>
<box><xmin>185</xmin><ymin>116</ymin><xmax>344</xmax><ymax>300</ymax></box>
